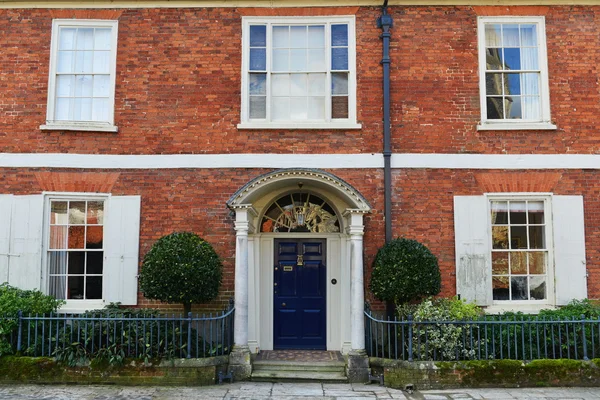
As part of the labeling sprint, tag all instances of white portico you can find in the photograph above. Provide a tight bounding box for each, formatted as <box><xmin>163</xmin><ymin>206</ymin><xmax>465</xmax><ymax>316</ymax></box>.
<box><xmin>227</xmin><ymin>169</ymin><xmax>371</xmax><ymax>355</ymax></box>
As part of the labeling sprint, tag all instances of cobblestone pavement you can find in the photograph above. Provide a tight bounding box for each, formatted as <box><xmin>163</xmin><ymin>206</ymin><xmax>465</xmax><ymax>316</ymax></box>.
<box><xmin>0</xmin><ymin>383</ymin><xmax>599</xmax><ymax>399</ymax></box>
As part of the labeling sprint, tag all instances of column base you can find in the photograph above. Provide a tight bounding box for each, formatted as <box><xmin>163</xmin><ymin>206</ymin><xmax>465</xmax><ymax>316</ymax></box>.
<box><xmin>346</xmin><ymin>350</ymin><xmax>370</xmax><ymax>383</ymax></box>
<box><xmin>228</xmin><ymin>345</ymin><xmax>252</xmax><ymax>381</ymax></box>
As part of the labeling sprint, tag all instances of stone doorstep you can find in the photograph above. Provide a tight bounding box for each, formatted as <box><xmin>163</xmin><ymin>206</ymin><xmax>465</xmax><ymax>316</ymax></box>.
<box><xmin>253</xmin><ymin>360</ymin><xmax>346</xmax><ymax>372</ymax></box>
<box><xmin>251</xmin><ymin>369</ymin><xmax>349</xmax><ymax>382</ymax></box>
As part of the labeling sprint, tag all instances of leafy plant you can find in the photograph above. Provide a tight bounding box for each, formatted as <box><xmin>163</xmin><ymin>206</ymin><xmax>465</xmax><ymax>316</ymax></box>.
<box><xmin>138</xmin><ymin>232</ymin><xmax>223</xmax><ymax>315</ymax></box>
<box><xmin>370</xmin><ymin>238</ymin><xmax>441</xmax><ymax>305</ymax></box>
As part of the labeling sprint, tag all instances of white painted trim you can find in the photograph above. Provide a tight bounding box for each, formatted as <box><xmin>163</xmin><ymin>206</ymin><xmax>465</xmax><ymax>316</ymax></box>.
<box><xmin>45</xmin><ymin>19</ymin><xmax>119</xmax><ymax>128</ymax></box>
<box><xmin>477</xmin><ymin>16</ymin><xmax>552</xmax><ymax>128</ymax></box>
<box><xmin>237</xmin><ymin>122</ymin><xmax>362</xmax><ymax>130</ymax></box>
<box><xmin>5</xmin><ymin>152</ymin><xmax>600</xmax><ymax>170</ymax></box>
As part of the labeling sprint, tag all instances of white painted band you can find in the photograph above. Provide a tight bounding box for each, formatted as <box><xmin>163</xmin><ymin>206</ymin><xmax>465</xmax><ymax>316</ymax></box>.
<box><xmin>2</xmin><ymin>153</ymin><xmax>600</xmax><ymax>170</ymax></box>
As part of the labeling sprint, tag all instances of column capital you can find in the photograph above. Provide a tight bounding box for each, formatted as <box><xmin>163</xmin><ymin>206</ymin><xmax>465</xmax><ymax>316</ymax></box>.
<box><xmin>232</xmin><ymin>204</ymin><xmax>257</xmax><ymax>234</ymax></box>
<box><xmin>344</xmin><ymin>209</ymin><xmax>366</xmax><ymax>236</ymax></box>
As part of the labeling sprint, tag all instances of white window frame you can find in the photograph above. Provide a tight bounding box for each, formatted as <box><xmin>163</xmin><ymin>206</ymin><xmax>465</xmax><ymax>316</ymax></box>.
<box><xmin>238</xmin><ymin>16</ymin><xmax>361</xmax><ymax>130</ymax></box>
<box><xmin>485</xmin><ymin>193</ymin><xmax>555</xmax><ymax>313</ymax></box>
<box><xmin>40</xmin><ymin>19</ymin><xmax>119</xmax><ymax>133</ymax></box>
<box><xmin>42</xmin><ymin>192</ymin><xmax>110</xmax><ymax>312</ymax></box>
<box><xmin>477</xmin><ymin>16</ymin><xmax>556</xmax><ymax>131</ymax></box>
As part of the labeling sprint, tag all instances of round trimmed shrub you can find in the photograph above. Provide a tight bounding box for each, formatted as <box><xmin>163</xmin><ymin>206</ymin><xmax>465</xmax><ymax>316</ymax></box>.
<box><xmin>139</xmin><ymin>232</ymin><xmax>222</xmax><ymax>314</ymax></box>
<box><xmin>370</xmin><ymin>237</ymin><xmax>441</xmax><ymax>305</ymax></box>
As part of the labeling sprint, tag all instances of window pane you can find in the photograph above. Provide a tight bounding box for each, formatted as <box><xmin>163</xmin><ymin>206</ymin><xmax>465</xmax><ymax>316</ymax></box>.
<box><xmin>492</xmin><ymin>226</ymin><xmax>509</xmax><ymax>249</ymax></box>
<box><xmin>68</xmin><ymin>276</ymin><xmax>85</xmax><ymax>299</ymax></box>
<box><xmin>55</xmin><ymin>98</ymin><xmax>72</xmax><ymax>120</ymax></box>
<box><xmin>491</xmin><ymin>201</ymin><xmax>508</xmax><ymax>224</ymax></box>
<box><xmin>332</xmin><ymin>73</ymin><xmax>348</xmax><ymax>95</ymax></box>
<box><xmin>502</xmin><ymin>24</ymin><xmax>520</xmax><ymax>47</ymax></box>
<box><xmin>56</xmin><ymin>75</ymin><xmax>73</xmax><ymax>97</ymax></box>
<box><xmin>249</xmin><ymin>48</ymin><xmax>266</xmax><ymax>71</ymax></box>
<box><xmin>528</xmin><ymin>201</ymin><xmax>544</xmax><ymax>224</ymax></box>
<box><xmin>290</xmin><ymin>74</ymin><xmax>307</xmax><ymax>96</ymax></box>
<box><xmin>511</xmin><ymin>276</ymin><xmax>528</xmax><ymax>300</ymax></box>
<box><xmin>307</xmin><ymin>49</ymin><xmax>325</xmax><ymax>70</ymax></box>
<box><xmin>50</xmin><ymin>226</ymin><xmax>67</xmax><ymax>249</ymax></box>
<box><xmin>510</xmin><ymin>226</ymin><xmax>527</xmax><ymax>249</ymax></box>
<box><xmin>69</xmin><ymin>202</ymin><xmax>86</xmax><ymax>224</ymax></box>
<box><xmin>68</xmin><ymin>251</ymin><xmax>85</xmax><ymax>274</ymax></box>
<box><xmin>485</xmin><ymin>24</ymin><xmax>502</xmax><ymax>47</ymax></box>
<box><xmin>57</xmin><ymin>51</ymin><xmax>74</xmax><ymax>73</ymax></box>
<box><xmin>508</xmin><ymin>96</ymin><xmax>522</xmax><ymax>119</ymax></box>
<box><xmin>331</xmin><ymin>24</ymin><xmax>348</xmax><ymax>46</ymax></box>
<box><xmin>68</xmin><ymin>226</ymin><xmax>85</xmax><ymax>249</ymax></box>
<box><xmin>502</xmin><ymin>48</ymin><xmax>521</xmax><ymax>70</ymax></box>
<box><xmin>51</xmin><ymin>201</ymin><xmax>68</xmax><ymax>224</ymax></box>
<box><xmin>529</xmin><ymin>226</ymin><xmax>545</xmax><ymax>249</ymax></box>
<box><xmin>75</xmin><ymin>75</ymin><xmax>93</xmax><ymax>97</ymax></box>
<box><xmin>529</xmin><ymin>276</ymin><xmax>546</xmax><ymax>300</ymax></box>
<box><xmin>49</xmin><ymin>276</ymin><xmax>66</xmax><ymax>299</ymax></box>
<box><xmin>74</xmin><ymin>97</ymin><xmax>93</xmax><ymax>121</ymax></box>
<box><xmin>290</xmin><ymin>49</ymin><xmax>307</xmax><ymax>71</ymax></box>
<box><xmin>486</xmin><ymin>97</ymin><xmax>504</xmax><ymax>119</ymax></box>
<box><xmin>492</xmin><ymin>252</ymin><xmax>509</xmax><ymax>275</ymax></box>
<box><xmin>93</xmin><ymin>51</ymin><xmax>110</xmax><ymax>74</ymax></box>
<box><xmin>86</xmin><ymin>276</ymin><xmax>103</xmax><ymax>299</ymax></box>
<box><xmin>249</xmin><ymin>96</ymin><xmax>266</xmax><ymax>119</ymax></box>
<box><xmin>92</xmin><ymin>98</ymin><xmax>109</xmax><ymax>122</ymax></box>
<box><xmin>92</xmin><ymin>75</ymin><xmax>110</xmax><ymax>97</ymax></box>
<box><xmin>308</xmin><ymin>73</ymin><xmax>326</xmax><ymax>96</ymax></box>
<box><xmin>308</xmin><ymin>25</ymin><xmax>325</xmax><ymax>48</ymax></box>
<box><xmin>75</xmin><ymin>51</ymin><xmax>94</xmax><ymax>73</ymax></box>
<box><xmin>486</xmin><ymin>73</ymin><xmax>503</xmax><ymax>96</ymax></box>
<box><xmin>509</xmin><ymin>202</ymin><xmax>526</xmax><ymax>224</ymax></box>
<box><xmin>510</xmin><ymin>252</ymin><xmax>527</xmax><ymax>274</ymax></box>
<box><xmin>331</xmin><ymin>96</ymin><xmax>348</xmax><ymax>119</ymax></box>
<box><xmin>94</xmin><ymin>28</ymin><xmax>111</xmax><ymax>50</ymax></box>
<box><xmin>290</xmin><ymin>26</ymin><xmax>307</xmax><ymax>48</ymax></box>
<box><xmin>249</xmin><ymin>25</ymin><xmax>266</xmax><ymax>47</ymax></box>
<box><xmin>272</xmin><ymin>97</ymin><xmax>290</xmax><ymax>120</ymax></box>
<box><xmin>272</xmin><ymin>74</ymin><xmax>290</xmax><ymax>96</ymax></box>
<box><xmin>331</xmin><ymin>48</ymin><xmax>348</xmax><ymax>70</ymax></box>
<box><xmin>87</xmin><ymin>252</ymin><xmax>104</xmax><ymax>274</ymax></box>
<box><xmin>529</xmin><ymin>252</ymin><xmax>546</xmax><ymax>274</ymax></box>
<box><xmin>87</xmin><ymin>201</ymin><xmax>104</xmax><ymax>224</ymax></box>
<box><xmin>521</xmin><ymin>48</ymin><xmax>539</xmax><ymax>70</ymax></box>
<box><xmin>272</xmin><ymin>49</ymin><xmax>289</xmax><ymax>72</ymax></box>
<box><xmin>76</xmin><ymin>28</ymin><xmax>94</xmax><ymax>50</ymax></box>
<box><xmin>521</xmin><ymin>73</ymin><xmax>539</xmax><ymax>95</ymax></box>
<box><xmin>486</xmin><ymin>48</ymin><xmax>503</xmax><ymax>70</ymax></box>
<box><xmin>59</xmin><ymin>28</ymin><xmax>77</xmax><ymax>50</ymax></box>
<box><xmin>86</xmin><ymin>226</ymin><xmax>103</xmax><ymax>249</ymax></box>
<box><xmin>506</xmin><ymin>74</ymin><xmax>521</xmax><ymax>95</ymax></box>
<box><xmin>290</xmin><ymin>97</ymin><xmax>308</xmax><ymax>120</ymax></box>
<box><xmin>493</xmin><ymin>276</ymin><xmax>509</xmax><ymax>300</ymax></box>
<box><xmin>273</xmin><ymin>26</ymin><xmax>289</xmax><ymax>48</ymax></box>
<box><xmin>308</xmin><ymin>97</ymin><xmax>325</xmax><ymax>120</ymax></box>
<box><xmin>249</xmin><ymin>73</ymin><xmax>266</xmax><ymax>95</ymax></box>
<box><xmin>522</xmin><ymin>96</ymin><xmax>541</xmax><ymax>120</ymax></box>
<box><xmin>48</xmin><ymin>252</ymin><xmax>67</xmax><ymax>274</ymax></box>
<box><xmin>521</xmin><ymin>24</ymin><xmax>537</xmax><ymax>47</ymax></box>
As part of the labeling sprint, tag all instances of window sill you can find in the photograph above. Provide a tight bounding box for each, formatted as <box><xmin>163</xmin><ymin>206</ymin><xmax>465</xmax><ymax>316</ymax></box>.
<box><xmin>237</xmin><ymin>122</ymin><xmax>362</xmax><ymax>130</ymax></box>
<box><xmin>40</xmin><ymin>122</ymin><xmax>119</xmax><ymax>133</ymax></box>
<box><xmin>484</xmin><ymin>304</ymin><xmax>555</xmax><ymax>315</ymax></box>
<box><xmin>477</xmin><ymin>122</ymin><xmax>557</xmax><ymax>131</ymax></box>
<box><xmin>57</xmin><ymin>300</ymin><xmax>105</xmax><ymax>314</ymax></box>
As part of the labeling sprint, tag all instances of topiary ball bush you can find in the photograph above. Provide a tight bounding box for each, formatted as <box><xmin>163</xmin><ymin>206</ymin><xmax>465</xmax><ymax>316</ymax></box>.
<box><xmin>139</xmin><ymin>232</ymin><xmax>222</xmax><ymax>313</ymax></box>
<box><xmin>370</xmin><ymin>237</ymin><xmax>441</xmax><ymax>306</ymax></box>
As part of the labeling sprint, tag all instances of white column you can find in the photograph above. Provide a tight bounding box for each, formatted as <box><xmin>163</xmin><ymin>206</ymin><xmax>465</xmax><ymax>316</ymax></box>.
<box><xmin>345</xmin><ymin>209</ymin><xmax>366</xmax><ymax>351</ymax></box>
<box><xmin>233</xmin><ymin>205</ymin><xmax>256</xmax><ymax>348</ymax></box>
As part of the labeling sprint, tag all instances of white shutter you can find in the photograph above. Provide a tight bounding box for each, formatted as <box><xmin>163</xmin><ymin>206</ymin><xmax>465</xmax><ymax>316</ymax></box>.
<box><xmin>553</xmin><ymin>195</ymin><xmax>587</xmax><ymax>305</ymax></box>
<box><xmin>8</xmin><ymin>195</ymin><xmax>44</xmax><ymax>290</ymax></box>
<box><xmin>454</xmin><ymin>196</ymin><xmax>492</xmax><ymax>306</ymax></box>
<box><xmin>0</xmin><ymin>195</ymin><xmax>13</xmax><ymax>284</ymax></box>
<box><xmin>104</xmin><ymin>195</ymin><xmax>141</xmax><ymax>305</ymax></box>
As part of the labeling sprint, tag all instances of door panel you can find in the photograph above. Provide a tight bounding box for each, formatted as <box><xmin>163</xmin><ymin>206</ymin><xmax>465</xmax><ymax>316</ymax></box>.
<box><xmin>274</xmin><ymin>239</ymin><xmax>326</xmax><ymax>349</ymax></box>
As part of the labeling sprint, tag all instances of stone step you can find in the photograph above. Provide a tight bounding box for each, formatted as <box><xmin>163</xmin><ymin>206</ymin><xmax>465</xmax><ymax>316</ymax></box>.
<box><xmin>251</xmin><ymin>369</ymin><xmax>348</xmax><ymax>383</ymax></box>
<box><xmin>253</xmin><ymin>360</ymin><xmax>346</xmax><ymax>372</ymax></box>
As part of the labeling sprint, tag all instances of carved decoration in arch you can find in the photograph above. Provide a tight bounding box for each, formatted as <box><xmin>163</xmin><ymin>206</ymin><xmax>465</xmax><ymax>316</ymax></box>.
<box><xmin>261</xmin><ymin>192</ymin><xmax>340</xmax><ymax>233</ymax></box>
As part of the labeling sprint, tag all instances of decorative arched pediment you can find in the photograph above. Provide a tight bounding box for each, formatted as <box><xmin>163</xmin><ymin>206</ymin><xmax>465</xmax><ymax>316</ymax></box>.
<box><xmin>227</xmin><ymin>168</ymin><xmax>371</xmax><ymax>213</ymax></box>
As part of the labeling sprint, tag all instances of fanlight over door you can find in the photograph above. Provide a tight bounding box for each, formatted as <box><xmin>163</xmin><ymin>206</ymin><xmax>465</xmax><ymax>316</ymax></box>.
<box><xmin>261</xmin><ymin>192</ymin><xmax>340</xmax><ymax>233</ymax></box>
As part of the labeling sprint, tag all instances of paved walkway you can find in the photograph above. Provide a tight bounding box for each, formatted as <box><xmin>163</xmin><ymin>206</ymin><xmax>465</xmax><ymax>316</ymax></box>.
<box><xmin>0</xmin><ymin>383</ymin><xmax>599</xmax><ymax>399</ymax></box>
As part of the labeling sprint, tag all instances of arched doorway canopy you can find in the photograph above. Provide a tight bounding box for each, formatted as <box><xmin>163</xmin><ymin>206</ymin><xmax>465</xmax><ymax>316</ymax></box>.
<box><xmin>260</xmin><ymin>192</ymin><xmax>340</xmax><ymax>233</ymax></box>
<box><xmin>227</xmin><ymin>168</ymin><xmax>371</xmax><ymax>213</ymax></box>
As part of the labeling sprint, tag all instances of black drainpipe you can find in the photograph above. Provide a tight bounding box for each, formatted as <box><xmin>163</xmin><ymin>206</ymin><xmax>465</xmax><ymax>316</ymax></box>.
<box><xmin>377</xmin><ymin>1</ymin><xmax>394</xmax><ymax>319</ymax></box>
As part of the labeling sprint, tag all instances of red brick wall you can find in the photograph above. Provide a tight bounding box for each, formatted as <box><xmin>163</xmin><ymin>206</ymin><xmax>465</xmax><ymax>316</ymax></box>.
<box><xmin>3</xmin><ymin>5</ymin><xmax>600</xmax><ymax>155</ymax></box>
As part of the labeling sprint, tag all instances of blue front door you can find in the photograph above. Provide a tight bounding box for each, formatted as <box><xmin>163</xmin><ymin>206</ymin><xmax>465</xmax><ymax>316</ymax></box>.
<box><xmin>273</xmin><ymin>239</ymin><xmax>326</xmax><ymax>350</ymax></box>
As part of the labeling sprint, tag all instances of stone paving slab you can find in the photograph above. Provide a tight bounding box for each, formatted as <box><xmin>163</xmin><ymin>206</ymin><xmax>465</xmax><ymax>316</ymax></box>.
<box><xmin>0</xmin><ymin>383</ymin><xmax>599</xmax><ymax>399</ymax></box>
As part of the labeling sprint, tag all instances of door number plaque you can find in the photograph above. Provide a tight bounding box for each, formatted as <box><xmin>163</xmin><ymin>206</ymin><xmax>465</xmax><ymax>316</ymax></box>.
<box><xmin>283</xmin><ymin>266</ymin><xmax>293</xmax><ymax>272</ymax></box>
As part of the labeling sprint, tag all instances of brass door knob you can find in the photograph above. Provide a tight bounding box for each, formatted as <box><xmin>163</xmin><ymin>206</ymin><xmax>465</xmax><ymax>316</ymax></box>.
<box><xmin>282</xmin><ymin>303</ymin><xmax>286</xmax><ymax>307</ymax></box>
